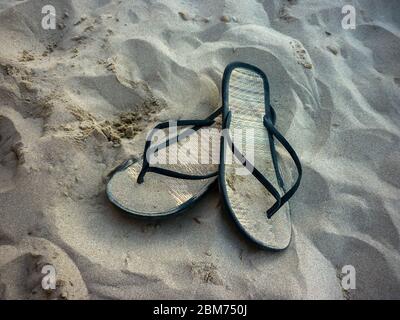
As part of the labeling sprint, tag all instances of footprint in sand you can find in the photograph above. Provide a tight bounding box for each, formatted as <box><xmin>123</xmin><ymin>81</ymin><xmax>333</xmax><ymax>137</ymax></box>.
<box><xmin>289</xmin><ymin>40</ymin><xmax>313</xmax><ymax>69</ymax></box>
<box><xmin>0</xmin><ymin>237</ymin><xmax>88</xmax><ymax>300</ymax></box>
<box><xmin>0</xmin><ymin>116</ymin><xmax>24</xmax><ymax>193</ymax></box>
<box><xmin>190</xmin><ymin>261</ymin><xmax>223</xmax><ymax>286</ymax></box>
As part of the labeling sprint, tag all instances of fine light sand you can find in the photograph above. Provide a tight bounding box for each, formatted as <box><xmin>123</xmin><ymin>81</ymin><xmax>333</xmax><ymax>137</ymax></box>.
<box><xmin>0</xmin><ymin>0</ymin><xmax>399</xmax><ymax>299</ymax></box>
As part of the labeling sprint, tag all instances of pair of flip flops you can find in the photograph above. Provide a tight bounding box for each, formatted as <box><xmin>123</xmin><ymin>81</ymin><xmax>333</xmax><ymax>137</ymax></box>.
<box><xmin>106</xmin><ymin>62</ymin><xmax>302</xmax><ymax>250</ymax></box>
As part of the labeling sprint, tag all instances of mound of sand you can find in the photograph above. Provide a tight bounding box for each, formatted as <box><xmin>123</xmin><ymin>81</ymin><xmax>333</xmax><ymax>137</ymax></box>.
<box><xmin>0</xmin><ymin>0</ymin><xmax>399</xmax><ymax>299</ymax></box>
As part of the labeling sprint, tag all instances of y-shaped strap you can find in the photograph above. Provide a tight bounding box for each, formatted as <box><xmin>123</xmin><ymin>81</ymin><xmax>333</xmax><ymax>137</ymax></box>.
<box><xmin>224</xmin><ymin>129</ymin><xmax>282</xmax><ymax>217</ymax></box>
<box><xmin>263</xmin><ymin>115</ymin><xmax>302</xmax><ymax>215</ymax></box>
<box><xmin>137</xmin><ymin>107</ymin><xmax>222</xmax><ymax>184</ymax></box>
<box><xmin>224</xmin><ymin>107</ymin><xmax>302</xmax><ymax>219</ymax></box>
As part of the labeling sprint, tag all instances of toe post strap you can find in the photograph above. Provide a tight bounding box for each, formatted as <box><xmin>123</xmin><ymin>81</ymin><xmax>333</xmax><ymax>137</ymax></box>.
<box><xmin>263</xmin><ymin>114</ymin><xmax>302</xmax><ymax>212</ymax></box>
<box><xmin>137</xmin><ymin>107</ymin><xmax>222</xmax><ymax>184</ymax></box>
<box><xmin>223</xmin><ymin>106</ymin><xmax>302</xmax><ymax>219</ymax></box>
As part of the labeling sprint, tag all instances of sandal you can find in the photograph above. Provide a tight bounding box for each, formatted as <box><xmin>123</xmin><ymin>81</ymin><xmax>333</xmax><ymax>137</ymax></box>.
<box><xmin>106</xmin><ymin>107</ymin><xmax>222</xmax><ymax>218</ymax></box>
<box><xmin>219</xmin><ymin>62</ymin><xmax>302</xmax><ymax>250</ymax></box>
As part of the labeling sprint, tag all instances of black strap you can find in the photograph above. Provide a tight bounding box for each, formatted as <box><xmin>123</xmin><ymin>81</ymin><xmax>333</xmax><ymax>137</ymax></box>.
<box><xmin>223</xmin><ymin>129</ymin><xmax>282</xmax><ymax>216</ymax></box>
<box><xmin>263</xmin><ymin>115</ymin><xmax>302</xmax><ymax>213</ymax></box>
<box><xmin>137</xmin><ymin>107</ymin><xmax>222</xmax><ymax>184</ymax></box>
<box><xmin>224</xmin><ymin>107</ymin><xmax>302</xmax><ymax>219</ymax></box>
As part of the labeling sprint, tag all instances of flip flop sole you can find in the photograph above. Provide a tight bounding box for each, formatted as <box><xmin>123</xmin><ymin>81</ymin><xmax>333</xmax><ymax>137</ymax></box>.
<box><xmin>107</xmin><ymin>124</ymin><xmax>220</xmax><ymax>218</ymax></box>
<box><xmin>220</xmin><ymin>63</ymin><xmax>292</xmax><ymax>250</ymax></box>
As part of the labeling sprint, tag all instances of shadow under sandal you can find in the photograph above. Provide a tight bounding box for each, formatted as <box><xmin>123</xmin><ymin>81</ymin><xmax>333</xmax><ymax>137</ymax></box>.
<box><xmin>106</xmin><ymin>107</ymin><xmax>222</xmax><ymax>218</ymax></box>
<box><xmin>219</xmin><ymin>62</ymin><xmax>302</xmax><ymax>250</ymax></box>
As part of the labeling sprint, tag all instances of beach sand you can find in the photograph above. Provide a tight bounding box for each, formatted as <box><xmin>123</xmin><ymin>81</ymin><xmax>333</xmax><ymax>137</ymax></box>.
<box><xmin>0</xmin><ymin>0</ymin><xmax>399</xmax><ymax>299</ymax></box>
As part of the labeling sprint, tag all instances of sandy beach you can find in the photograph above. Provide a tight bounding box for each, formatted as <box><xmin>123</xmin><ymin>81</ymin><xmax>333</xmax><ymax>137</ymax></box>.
<box><xmin>0</xmin><ymin>0</ymin><xmax>399</xmax><ymax>299</ymax></box>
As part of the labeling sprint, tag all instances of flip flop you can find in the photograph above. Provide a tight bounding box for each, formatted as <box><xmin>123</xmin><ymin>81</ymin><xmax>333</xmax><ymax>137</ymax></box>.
<box><xmin>106</xmin><ymin>107</ymin><xmax>222</xmax><ymax>218</ymax></box>
<box><xmin>219</xmin><ymin>62</ymin><xmax>302</xmax><ymax>250</ymax></box>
